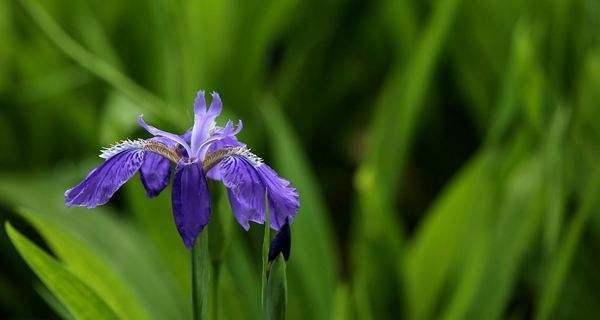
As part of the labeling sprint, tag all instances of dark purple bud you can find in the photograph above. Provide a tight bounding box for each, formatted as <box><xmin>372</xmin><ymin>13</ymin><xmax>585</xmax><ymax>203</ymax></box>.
<box><xmin>268</xmin><ymin>220</ymin><xmax>291</xmax><ymax>261</ymax></box>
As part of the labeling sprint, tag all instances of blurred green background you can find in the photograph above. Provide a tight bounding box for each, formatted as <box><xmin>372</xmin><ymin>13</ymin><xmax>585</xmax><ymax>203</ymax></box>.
<box><xmin>1</xmin><ymin>0</ymin><xmax>600</xmax><ymax>319</ymax></box>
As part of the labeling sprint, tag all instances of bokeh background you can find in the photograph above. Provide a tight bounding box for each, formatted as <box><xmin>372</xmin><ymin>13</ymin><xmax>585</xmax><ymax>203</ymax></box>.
<box><xmin>1</xmin><ymin>0</ymin><xmax>600</xmax><ymax>319</ymax></box>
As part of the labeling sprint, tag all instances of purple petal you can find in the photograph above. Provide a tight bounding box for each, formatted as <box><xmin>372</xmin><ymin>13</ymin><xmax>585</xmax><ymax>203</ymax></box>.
<box><xmin>227</xmin><ymin>188</ymin><xmax>264</xmax><ymax>230</ymax></box>
<box><xmin>219</xmin><ymin>156</ymin><xmax>266</xmax><ymax>230</ymax></box>
<box><xmin>205</xmin><ymin>136</ymin><xmax>245</xmax><ymax>181</ymax></box>
<box><xmin>172</xmin><ymin>162</ymin><xmax>212</xmax><ymax>248</ymax></box>
<box><xmin>139</xmin><ymin>136</ymin><xmax>188</xmax><ymax>197</ymax></box>
<box><xmin>191</xmin><ymin>92</ymin><xmax>222</xmax><ymax>157</ymax></box>
<box><xmin>193</xmin><ymin>90</ymin><xmax>207</xmax><ymax>116</ymax></box>
<box><xmin>208</xmin><ymin>92</ymin><xmax>223</xmax><ymax>117</ymax></box>
<box><xmin>138</xmin><ymin>116</ymin><xmax>192</xmax><ymax>156</ymax></box>
<box><xmin>139</xmin><ymin>151</ymin><xmax>171</xmax><ymax>197</ymax></box>
<box><xmin>65</xmin><ymin>150</ymin><xmax>144</xmax><ymax>208</ymax></box>
<box><xmin>257</xmin><ymin>164</ymin><xmax>299</xmax><ymax>230</ymax></box>
<box><xmin>182</xmin><ymin>129</ymin><xmax>192</xmax><ymax>145</ymax></box>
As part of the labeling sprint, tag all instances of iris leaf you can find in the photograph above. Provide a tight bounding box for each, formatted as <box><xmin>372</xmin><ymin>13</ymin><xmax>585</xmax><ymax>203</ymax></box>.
<box><xmin>535</xmin><ymin>150</ymin><xmax>600</xmax><ymax>320</ymax></box>
<box><xmin>261</xmin><ymin>97</ymin><xmax>338</xmax><ymax>320</ymax></box>
<box><xmin>354</xmin><ymin>0</ymin><xmax>463</xmax><ymax>317</ymax></box>
<box><xmin>15</xmin><ymin>208</ymin><xmax>149</xmax><ymax>320</ymax></box>
<box><xmin>6</xmin><ymin>222</ymin><xmax>119</xmax><ymax>320</ymax></box>
<box><xmin>404</xmin><ymin>151</ymin><xmax>496</xmax><ymax>320</ymax></box>
<box><xmin>35</xmin><ymin>284</ymin><xmax>75</xmax><ymax>320</ymax></box>
<box><xmin>0</xmin><ymin>171</ymin><xmax>190</xmax><ymax>320</ymax></box>
<box><xmin>266</xmin><ymin>254</ymin><xmax>288</xmax><ymax>320</ymax></box>
<box><xmin>465</xmin><ymin>157</ymin><xmax>545</xmax><ymax>319</ymax></box>
<box><xmin>16</xmin><ymin>0</ymin><xmax>180</xmax><ymax>124</ymax></box>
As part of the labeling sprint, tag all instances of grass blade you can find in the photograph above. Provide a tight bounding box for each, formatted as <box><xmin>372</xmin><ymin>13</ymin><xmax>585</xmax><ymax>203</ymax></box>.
<box><xmin>17</xmin><ymin>0</ymin><xmax>178</xmax><ymax>124</ymax></box>
<box><xmin>16</xmin><ymin>207</ymin><xmax>149</xmax><ymax>320</ymax></box>
<box><xmin>6</xmin><ymin>223</ymin><xmax>119</xmax><ymax>320</ymax></box>
<box><xmin>535</xmin><ymin>164</ymin><xmax>600</xmax><ymax>320</ymax></box>
<box><xmin>354</xmin><ymin>0</ymin><xmax>463</xmax><ymax>317</ymax></box>
<box><xmin>260</xmin><ymin>97</ymin><xmax>338</xmax><ymax>319</ymax></box>
<box><xmin>0</xmin><ymin>170</ymin><xmax>190</xmax><ymax>320</ymax></box>
<box><xmin>404</xmin><ymin>151</ymin><xmax>496</xmax><ymax>320</ymax></box>
<box><xmin>266</xmin><ymin>255</ymin><xmax>288</xmax><ymax>320</ymax></box>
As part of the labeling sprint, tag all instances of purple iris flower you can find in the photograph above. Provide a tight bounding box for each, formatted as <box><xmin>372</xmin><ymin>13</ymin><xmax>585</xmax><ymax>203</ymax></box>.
<box><xmin>65</xmin><ymin>91</ymin><xmax>299</xmax><ymax>249</ymax></box>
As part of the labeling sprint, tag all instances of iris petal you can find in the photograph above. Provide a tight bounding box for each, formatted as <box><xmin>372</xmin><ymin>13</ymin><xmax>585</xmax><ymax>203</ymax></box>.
<box><xmin>138</xmin><ymin>137</ymin><xmax>180</xmax><ymax>197</ymax></box>
<box><xmin>172</xmin><ymin>162</ymin><xmax>212</xmax><ymax>248</ymax></box>
<box><xmin>65</xmin><ymin>150</ymin><xmax>144</xmax><ymax>208</ymax></box>
<box><xmin>191</xmin><ymin>92</ymin><xmax>223</xmax><ymax>157</ymax></box>
<box><xmin>208</xmin><ymin>92</ymin><xmax>223</xmax><ymax>116</ymax></box>
<box><xmin>216</xmin><ymin>154</ymin><xmax>299</xmax><ymax>231</ymax></box>
<box><xmin>257</xmin><ymin>164</ymin><xmax>299</xmax><ymax>230</ymax></box>
<box><xmin>139</xmin><ymin>152</ymin><xmax>171</xmax><ymax>197</ymax></box>
<box><xmin>138</xmin><ymin>116</ymin><xmax>192</xmax><ymax>156</ymax></box>
<box><xmin>219</xmin><ymin>156</ymin><xmax>266</xmax><ymax>230</ymax></box>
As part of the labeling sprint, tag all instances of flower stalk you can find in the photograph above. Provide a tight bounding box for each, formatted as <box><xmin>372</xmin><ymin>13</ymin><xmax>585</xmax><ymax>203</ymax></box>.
<box><xmin>192</xmin><ymin>231</ymin><xmax>212</xmax><ymax>320</ymax></box>
<box><xmin>261</xmin><ymin>194</ymin><xmax>271</xmax><ymax>310</ymax></box>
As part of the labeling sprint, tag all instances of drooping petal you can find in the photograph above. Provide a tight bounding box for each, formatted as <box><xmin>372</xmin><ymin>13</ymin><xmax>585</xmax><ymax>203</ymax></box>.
<box><xmin>227</xmin><ymin>188</ymin><xmax>264</xmax><ymax>230</ymax></box>
<box><xmin>139</xmin><ymin>137</ymin><xmax>176</xmax><ymax>197</ymax></box>
<box><xmin>219</xmin><ymin>156</ymin><xmax>266</xmax><ymax>230</ymax></box>
<box><xmin>65</xmin><ymin>150</ymin><xmax>145</xmax><ymax>208</ymax></box>
<box><xmin>140</xmin><ymin>152</ymin><xmax>171</xmax><ymax>197</ymax></box>
<box><xmin>191</xmin><ymin>92</ymin><xmax>223</xmax><ymax>157</ymax></box>
<box><xmin>257</xmin><ymin>164</ymin><xmax>299</xmax><ymax>230</ymax></box>
<box><xmin>138</xmin><ymin>115</ymin><xmax>192</xmax><ymax>156</ymax></box>
<box><xmin>172</xmin><ymin>161</ymin><xmax>212</xmax><ymax>248</ymax></box>
<box><xmin>209</xmin><ymin>148</ymin><xmax>298</xmax><ymax>230</ymax></box>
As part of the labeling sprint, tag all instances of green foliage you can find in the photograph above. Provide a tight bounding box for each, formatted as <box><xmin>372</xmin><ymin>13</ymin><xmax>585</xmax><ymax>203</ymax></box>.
<box><xmin>261</xmin><ymin>99</ymin><xmax>338</xmax><ymax>320</ymax></box>
<box><xmin>6</xmin><ymin>223</ymin><xmax>119</xmax><ymax>320</ymax></box>
<box><xmin>266</xmin><ymin>255</ymin><xmax>288</xmax><ymax>320</ymax></box>
<box><xmin>1</xmin><ymin>0</ymin><xmax>600</xmax><ymax>319</ymax></box>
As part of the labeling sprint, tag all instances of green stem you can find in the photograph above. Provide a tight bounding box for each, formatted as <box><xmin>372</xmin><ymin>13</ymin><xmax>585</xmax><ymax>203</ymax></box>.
<box><xmin>212</xmin><ymin>263</ymin><xmax>221</xmax><ymax>320</ymax></box>
<box><xmin>192</xmin><ymin>231</ymin><xmax>212</xmax><ymax>320</ymax></box>
<box><xmin>261</xmin><ymin>194</ymin><xmax>271</xmax><ymax>311</ymax></box>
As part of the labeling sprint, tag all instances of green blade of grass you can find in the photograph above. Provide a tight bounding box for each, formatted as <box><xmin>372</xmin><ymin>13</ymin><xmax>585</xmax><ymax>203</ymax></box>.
<box><xmin>353</xmin><ymin>0</ymin><xmax>463</xmax><ymax>317</ymax></box>
<box><xmin>17</xmin><ymin>208</ymin><xmax>149</xmax><ymax>320</ymax></box>
<box><xmin>535</xmin><ymin>148</ymin><xmax>600</xmax><ymax>320</ymax></box>
<box><xmin>466</xmin><ymin>157</ymin><xmax>545</xmax><ymax>319</ymax></box>
<box><xmin>260</xmin><ymin>97</ymin><xmax>338</xmax><ymax>320</ymax></box>
<box><xmin>404</xmin><ymin>150</ymin><xmax>497</xmax><ymax>320</ymax></box>
<box><xmin>0</xmin><ymin>170</ymin><xmax>190</xmax><ymax>320</ymax></box>
<box><xmin>266</xmin><ymin>255</ymin><xmax>288</xmax><ymax>320</ymax></box>
<box><xmin>35</xmin><ymin>284</ymin><xmax>75</xmax><ymax>320</ymax></box>
<box><xmin>17</xmin><ymin>0</ymin><xmax>179</xmax><ymax>125</ymax></box>
<box><xmin>6</xmin><ymin>223</ymin><xmax>119</xmax><ymax>320</ymax></box>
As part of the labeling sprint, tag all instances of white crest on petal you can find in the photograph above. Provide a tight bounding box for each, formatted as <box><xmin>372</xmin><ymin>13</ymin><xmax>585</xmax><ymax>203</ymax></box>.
<box><xmin>99</xmin><ymin>139</ymin><xmax>148</xmax><ymax>159</ymax></box>
<box><xmin>233</xmin><ymin>147</ymin><xmax>263</xmax><ymax>166</ymax></box>
<box><xmin>202</xmin><ymin>146</ymin><xmax>263</xmax><ymax>172</ymax></box>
